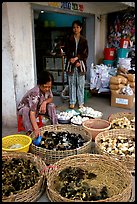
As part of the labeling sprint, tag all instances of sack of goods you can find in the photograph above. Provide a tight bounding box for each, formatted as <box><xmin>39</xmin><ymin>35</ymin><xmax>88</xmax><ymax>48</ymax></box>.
<box><xmin>127</xmin><ymin>73</ymin><xmax>135</xmax><ymax>93</ymax></box>
<box><xmin>109</xmin><ymin>74</ymin><xmax>135</xmax><ymax>94</ymax></box>
<box><xmin>109</xmin><ymin>75</ymin><xmax>127</xmax><ymax>93</ymax></box>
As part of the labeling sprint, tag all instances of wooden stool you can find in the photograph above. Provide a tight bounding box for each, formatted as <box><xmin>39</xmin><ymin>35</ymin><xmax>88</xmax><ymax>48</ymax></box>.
<box><xmin>18</xmin><ymin>115</ymin><xmax>43</xmax><ymax>132</ymax></box>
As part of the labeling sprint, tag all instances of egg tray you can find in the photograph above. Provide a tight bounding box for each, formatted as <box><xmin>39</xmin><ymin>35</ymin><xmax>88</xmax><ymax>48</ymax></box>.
<box><xmin>79</xmin><ymin>108</ymin><xmax>103</xmax><ymax>119</ymax></box>
<box><xmin>95</xmin><ymin>129</ymin><xmax>135</xmax><ymax>172</ymax></box>
<box><xmin>29</xmin><ymin>124</ymin><xmax>92</xmax><ymax>165</ymax></box>
<box><xmin>46</xmin><ymin>153</ymin><xmax>132</xmax><ymax>202</ymax></box>
<box><xmin>70</xmin><ymin>115</ymin><xmax>90</xmax><ymax>126</ymax></box>
<box><xmin>57</xmin><ymin>110</ymin><xmax>81</xmax><ymax>124</ymax></box>
<box><xmin>2</xmin><ymin>152</ymin><xmax>47</xmax><ymax>202</ymax></box>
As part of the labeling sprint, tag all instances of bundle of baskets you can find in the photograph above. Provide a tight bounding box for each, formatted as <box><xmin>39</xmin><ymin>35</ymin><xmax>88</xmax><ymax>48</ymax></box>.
<box><xmin>46</xmin><ymin>153</ymin><xmax>132</xmax><ymax>202</ymax></box>
<box><xmin>29</xmin><ymin>124</ymin><xmax>92</xmax><ymax>165</ymax></box>
<box><xmin>2</xmin><ymin>152</ymin><xmax>47</xmax><ymax>202</ymax></box>
<box><xmin>95</xmin><ymin>129</ymin><xmax>135</xmax><ymax>172</ymax></box>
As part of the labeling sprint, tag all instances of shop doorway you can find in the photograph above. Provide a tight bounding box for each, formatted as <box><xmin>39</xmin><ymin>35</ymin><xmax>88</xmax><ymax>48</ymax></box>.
<box><xmin>33</xmin><ymin>9</ymin><xmax>95</xmax><ymax>92</ymax></box>
<box><xmin>34</xmin><ymin>10</ymin><xmax>86</xmax><ymax>74</ymax></box>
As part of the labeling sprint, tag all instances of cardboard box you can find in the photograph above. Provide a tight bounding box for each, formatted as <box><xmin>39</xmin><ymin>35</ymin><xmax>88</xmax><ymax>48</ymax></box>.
<box><xmin>111</xmin><ymin>92</ymin><xmax>135</xmax><ymax>109</ymax></box>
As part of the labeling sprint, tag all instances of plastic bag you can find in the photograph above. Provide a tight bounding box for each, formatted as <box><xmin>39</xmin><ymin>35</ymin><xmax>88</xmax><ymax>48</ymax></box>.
<box><xmin>120</xmin><ymin>84</ymin><xmax>134</xmax><ymax>95</ymax></box>
<box><xmin>90</xmin><ymin>64</ymin><xmax>98</xmax><ymax>90</ymax></box>
<box><xmin>96</xmin><ymin>75</ymin><xmax>102</xmax><ymax>90</ymax></box>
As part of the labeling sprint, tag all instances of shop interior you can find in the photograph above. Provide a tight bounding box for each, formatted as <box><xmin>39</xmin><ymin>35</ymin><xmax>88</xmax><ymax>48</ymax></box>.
<box><xmin>33</xmin><ymin>9</ymin><xmax>91</xmax><ymax>95</ymax></box>
<box><xmin>34</xmin><ymin>10</ymin><xmax>86</xmax><ymax>75</ymax></box>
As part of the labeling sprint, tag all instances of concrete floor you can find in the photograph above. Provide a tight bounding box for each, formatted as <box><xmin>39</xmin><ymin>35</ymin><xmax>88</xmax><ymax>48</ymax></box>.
<box><xmin>2</xmin><ymin>93</ymin><xmax>135</xmax><ymax>202</ymax></box>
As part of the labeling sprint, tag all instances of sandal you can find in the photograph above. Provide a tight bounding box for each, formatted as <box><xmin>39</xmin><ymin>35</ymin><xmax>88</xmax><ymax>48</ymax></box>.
<box><xmin>69</xmin><ymin>104</ymin><xmax>75</xmax><ymax>109</ymax></box>
<box><xmin>79</xmin><ymin>104</ymin><xmax>84</xmax><ymax>109</ymax></box>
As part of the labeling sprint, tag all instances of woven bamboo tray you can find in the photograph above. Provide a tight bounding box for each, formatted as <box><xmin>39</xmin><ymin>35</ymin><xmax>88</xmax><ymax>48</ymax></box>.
<box><xmin>108</xmin><ymin>112</ymin><xmax>135</xmax><ymax>122</ymax></box>
<box><xmin>29</xmin><ymin>125</ymin><xmax>92</xmax><ymax>165</ymax></box>
<box><xmin>2</xmin><ymin>152</ymin><xmax>47</xmax><ymax>202</ymax></box>
<box><xmin>95</xmin><ymin>129</ymin><xmax>135</xmax><ymax>172</ymax></box>
<box><xmin>46</xmin><ymin>153</ymin><xmax>132</xmax><ymax>202</ymax></box>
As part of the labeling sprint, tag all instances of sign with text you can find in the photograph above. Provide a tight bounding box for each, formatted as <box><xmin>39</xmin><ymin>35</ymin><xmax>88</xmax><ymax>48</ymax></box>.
<box><xmin>48</xmin><ymin>2</ymin><xmax>84</xmax><ymax>12</ymax></box>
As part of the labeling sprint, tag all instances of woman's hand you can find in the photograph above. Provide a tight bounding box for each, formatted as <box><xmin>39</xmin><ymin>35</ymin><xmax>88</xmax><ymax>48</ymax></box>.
<box><xmin>70</xmin><ymin>57</ymin><xmax>78</xmax><ymax>64</ymax></box>
<box><xmin>39</xmin><ymin>101</ymin><xmax>47</xmax><ymax>114</ymax></box>
<box><xmin>34</xmin><ymin>128</ymin><xmax>40</xmax><ymax>138</ymax></box>
<box><xmin>75</xmin><ymin>61</ymin><xmax>81</xmax><ymax>67</ymax></box>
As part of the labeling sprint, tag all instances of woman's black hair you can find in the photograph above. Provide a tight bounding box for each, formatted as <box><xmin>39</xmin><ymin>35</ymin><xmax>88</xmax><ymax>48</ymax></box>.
<box><xmin>37</xmin><ymin>70</ymin><xmax>54</xmax><ymax>85</ymax></box>
<box><xmin>72</xmin><ymin>20</ymin><xmax>82</xmax><ymax>28</ymax></box>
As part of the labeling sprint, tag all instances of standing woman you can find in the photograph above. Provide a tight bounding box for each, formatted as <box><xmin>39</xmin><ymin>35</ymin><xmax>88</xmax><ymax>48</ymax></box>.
<box><xmin>65</xmin><ymin>20</ymin><xmax>88</xmax><ymax>109</ymax></box>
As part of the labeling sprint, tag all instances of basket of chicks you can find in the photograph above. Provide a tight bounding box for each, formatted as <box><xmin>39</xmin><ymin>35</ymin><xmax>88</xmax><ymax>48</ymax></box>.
<box><xmin>46</xmin><ymin>153</ymin><xmax>132</xmax><ymax>202</ymax></box>
<box><xmin>108</xmin><ymin>112</ymin><xmax>135</xmax><ymax>131</ymax></box>
<box><xmin>2</xmin><ymin>151</ymin><xmax>47</xmax><ymax>202</ymax></box>
<box><xmin>29</xmin><ymin>125</ymin><xmax>92</xmax><ymax>165</ymax></box>
<box><xmin>95</xmin><ymin>129</ymin><xmax>135</xmax><ymax>172</ymax></box>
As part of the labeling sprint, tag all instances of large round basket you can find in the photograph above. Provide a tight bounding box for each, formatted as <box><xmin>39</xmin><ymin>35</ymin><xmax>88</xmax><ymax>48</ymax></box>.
<box><xmin>2</xmin><ymin>152</ymin><xmax>47</xmax><ymax>202</ymax></box>
<box><xmin>29</xmin><ymin>124</ymin><xmax>92</xmax><ymax>165</ymax></box>
<box><xmin>108</xmin><ymin>112</ymin><xmax>135</xmax><ymax>122</ymax></box>
<box><xmin>46</xmin><ymin>153</ymin><xmax>132</xmax><ymax>202</ymax></box>
<box><xmin>82</xmin><ymin>119</ymin><xmax>111</xmax><ymax>141</ymax></box>
<box><xmin>95</xmin><ymin>129</ymin><xmax>135</xmax><ymax>172</ymax></box>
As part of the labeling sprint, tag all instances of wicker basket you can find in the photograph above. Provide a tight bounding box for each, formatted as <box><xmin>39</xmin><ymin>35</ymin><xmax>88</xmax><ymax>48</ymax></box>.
<box><xmin>46</xmin><ymin>153</ymin><xmax>132</xmax><ymax>202</ymax></box>
<box><xmin>108</xmin><ymin>112</ymin><xmax>135</xmax><ymax>122</ymax></box>
<box><xmin>95</xmin><ymin>129</ymin><xmax>135</xmax><ymax>172</ymax></box>
<box><xmin>82</xmin><ymin>119</ymin><xmax>111</xmax><ymax>141</ymax></box>
<box><xmin>2</xmin><ymin>152</ymin><xmax>47</xmax><ymax>202</ymax></box>
<box><xmin>29</xmin><ymin>124</ymin><xmax>92</xmax><ymax>165</ymax></box>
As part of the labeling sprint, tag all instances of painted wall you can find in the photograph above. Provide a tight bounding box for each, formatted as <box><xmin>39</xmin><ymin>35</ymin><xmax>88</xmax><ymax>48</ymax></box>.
<box><xmin>2</xmin><ymin>3</ymin><xmax>17</xmax><ymax>127</ymax></box>
<box><xmin>86</xmin><ymin>16</ymin><xmax>95</xmax><ymax>80</ymax></box>
<box><xmin>2</xmin><ymin>2</ymin><xmax>35</xmax><ymax>127</ymax></box>
<box><xmin>39</xmin><ymin>12</ymin><xmax>83</xmax><ymax>27</ymax></box>
<box><xmin>95</xmin><ymin>14</ymin><xmax>108</xmax><ymax>64</ymax></box>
